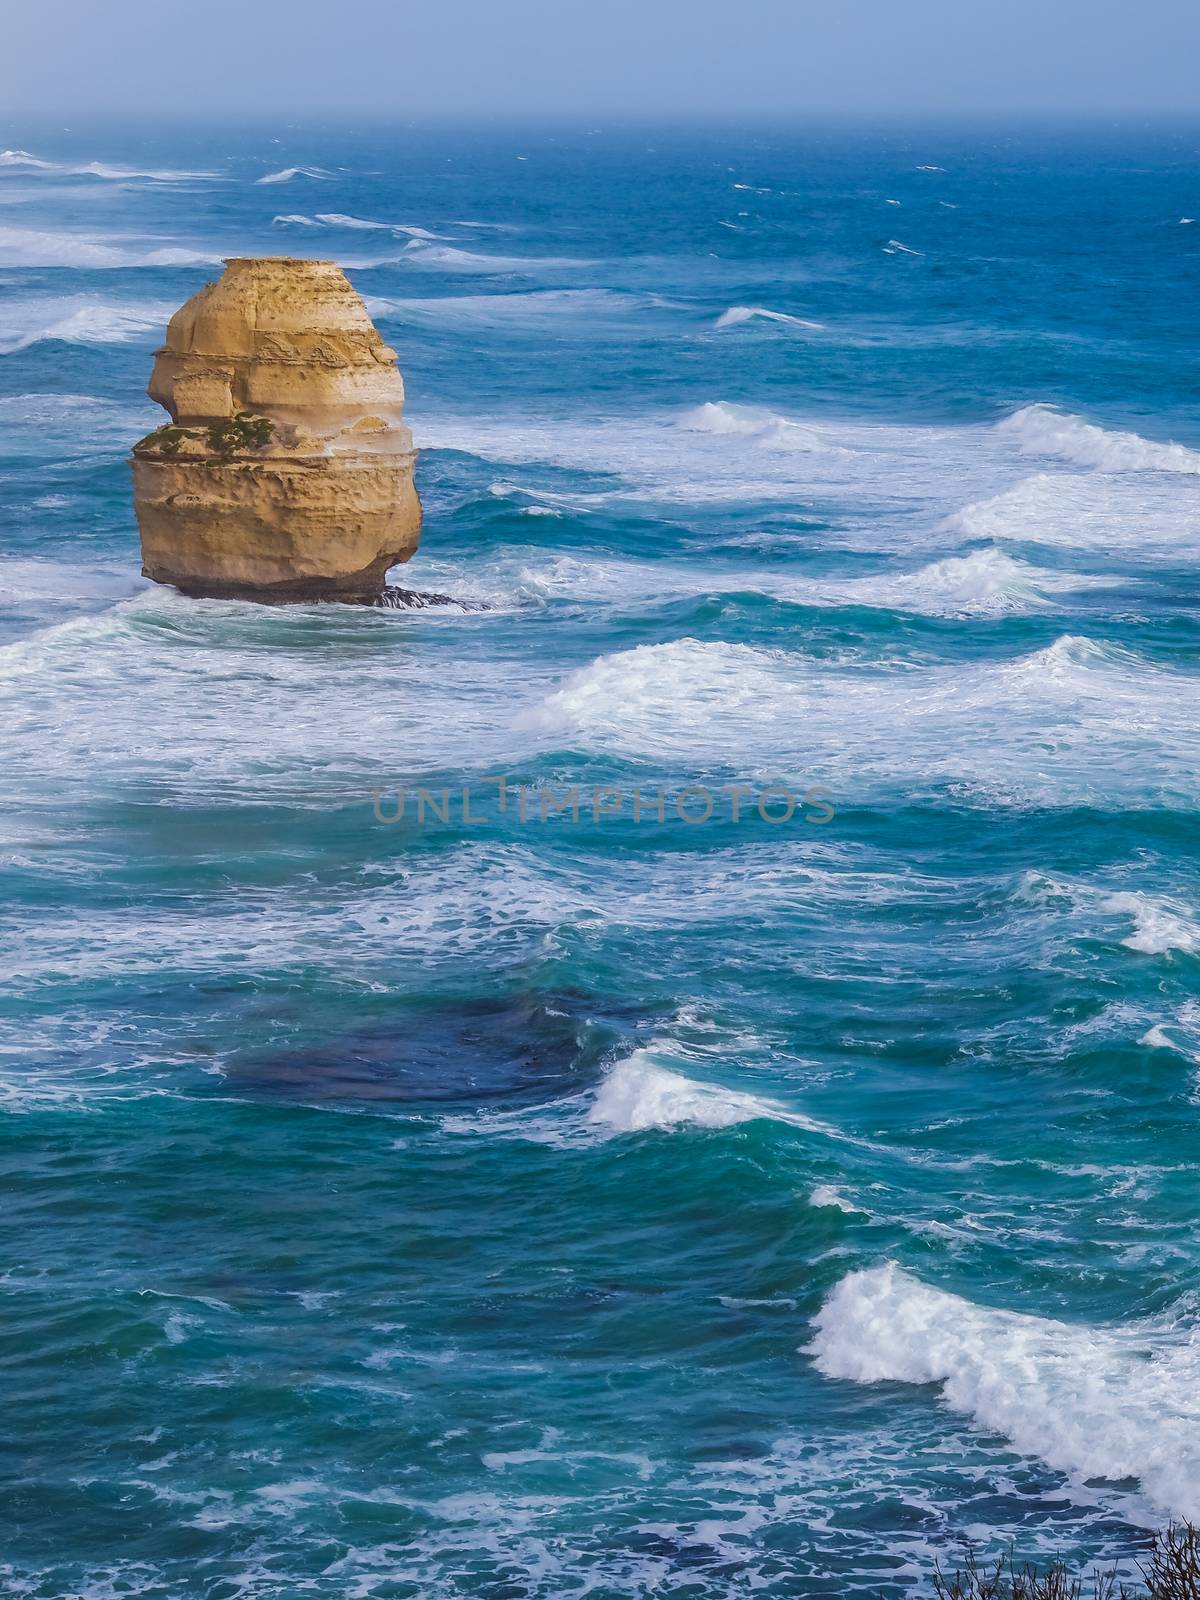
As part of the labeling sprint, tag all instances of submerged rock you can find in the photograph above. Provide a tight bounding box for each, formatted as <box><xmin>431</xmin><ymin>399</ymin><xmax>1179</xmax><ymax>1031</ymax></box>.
<box><xmin>131</xmin><ymin>256</ymin><xmax>421</xmax><ymax>603</ymax></box>
<box><xmin>372</xmin><ymin>586</ymin><xmax>488</xmax><ymax>610</ymax></box>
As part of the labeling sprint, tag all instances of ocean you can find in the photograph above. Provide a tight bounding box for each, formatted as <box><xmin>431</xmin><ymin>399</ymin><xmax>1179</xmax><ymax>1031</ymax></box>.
<box><xmin>1</xmin><ymin>119</ymin><xmax>1199</xmax><ymax>1598</ymax></box>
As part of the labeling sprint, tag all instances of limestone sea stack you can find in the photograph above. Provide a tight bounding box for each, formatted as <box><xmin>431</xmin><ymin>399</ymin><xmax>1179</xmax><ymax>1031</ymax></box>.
<box><xmin>132</xmin><ymin>257</ymin><xmax>421</xmax><ymax>603</ymax></box>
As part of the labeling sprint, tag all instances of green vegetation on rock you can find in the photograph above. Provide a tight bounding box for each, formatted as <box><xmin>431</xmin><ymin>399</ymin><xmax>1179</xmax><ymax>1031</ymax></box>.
<box><xmin>206</xmin><ymin>412</ymin><xmax>275</xmax><ymax>459</ymax></box>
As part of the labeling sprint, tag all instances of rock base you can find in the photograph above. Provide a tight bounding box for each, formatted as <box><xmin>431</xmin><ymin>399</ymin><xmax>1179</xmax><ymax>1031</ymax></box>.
<box><xmin>370</xmin><ymin>586</ymin><xmax>484</xmax><ymax>610</ymax></box>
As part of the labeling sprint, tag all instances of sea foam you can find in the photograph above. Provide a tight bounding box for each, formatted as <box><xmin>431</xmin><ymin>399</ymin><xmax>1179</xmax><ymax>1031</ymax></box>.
<box><xmin>810</xmin><ymin>1263</ymin><xmax>1200</xmax><ymax>1521</ymax></box>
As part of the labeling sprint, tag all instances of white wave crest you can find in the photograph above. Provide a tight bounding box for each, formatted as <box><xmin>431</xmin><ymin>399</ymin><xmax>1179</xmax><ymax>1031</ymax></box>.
<box><xmin>682</xmin><ymin>401</ymin><xmax>836</xmax><ymax>452</ymax></box>
<box><xmin>825</xmin><ymin>547</ymin><xmax>1116</xmax><ymax>617</ymax></box>
<box><xmin>715</xmin><ymin>306</ymin><xmax>824</xmax><ymax>331</ymax></box>
<box><xmin>883</xmin><ymin>239</ymin><xmax>923</xmax><ymax>256</ymax></box>
<box><xmin>1000</xmin><ymin>405</ymin><xmax>1200</xmax><ymax>474</ymax></box>
<box><xmin>946</xmin><ymin>472</ymin><xmax>1198</xmax><ymax>559</ymax></box>
<box><xmin>0</xmin><ymin>149</ymin><xmax>53</xmax><ymax>170</ymax></box>
<box><xmin>587</xmin><ymin>1052</ymin><xmax>786</xmax><ymax>1134</ymax></box>
<box><xmin>516</xmin><ymin>629</ymin><xmax>1199</xmax><ymax>808</ymax></box>
<box><xmin>0</xmin><ymin>148</ymin><xmax>216</xmax><ymax>180</ymax></box>
<box><xmin>315</xmin><ymin>213</ymin><xmax>442</xmax><ymax>238</ymax></box>
<box><xmin>1102</xmin><ymin>892</ymin><xmax>1200</xmax><ymax>956</ymax></box>
<box><xmin>0</xmin><ymin>297</ymin><xmax>173</xmax><ymax>354</ymax></box>
<box><xmin>809</xmin><ymin>1263</ymin><xmax>1200</xmax><ymax>1521</ymax></box>
<box><xmin>255</xmin><ymin>166</ymin><xmax>333</xmax><ymax>185</ymax></box>
<box><xmin>395</xmin><ymin>240</ymin><xmax>593</xmax><ymax>273</ymax></box>
<box><xmin>0</xmin><ymin>225</ymin><xmax>218</xmax><ymax>270</ymax></box>
<box><xmin>1140</xmin><ymin>1024</ymin><xmax>1189</xmax><ymax>1053</ymax></box>
<box><xmin>1013</xmin><ymin>873</ymin><xmax>1200</xmax><ymax>960</ymax></box>
<box><xmin>273</xmin><ymin>212</ymin><xmax>444</xmax><ymax>238</ymax></box>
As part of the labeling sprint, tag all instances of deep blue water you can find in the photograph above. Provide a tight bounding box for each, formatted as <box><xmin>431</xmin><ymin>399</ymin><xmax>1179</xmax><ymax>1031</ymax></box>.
<box><xmin>1</xmin><ymin>121</ymin><xmax>1199</xmax><ymax>1598</ymax></box>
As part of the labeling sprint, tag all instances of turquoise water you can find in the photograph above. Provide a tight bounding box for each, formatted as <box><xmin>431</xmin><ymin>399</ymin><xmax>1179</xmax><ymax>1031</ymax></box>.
<box><xmin>2</xmin><ymin>121</ymin><xmax>1199</xmax><ymax>1597</ymax></box>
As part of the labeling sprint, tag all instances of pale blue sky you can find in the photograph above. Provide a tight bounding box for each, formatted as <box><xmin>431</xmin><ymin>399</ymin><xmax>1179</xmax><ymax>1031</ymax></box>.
<box><xmin>4</xmin><ymin>0</ymin><xmax>1199</xmax><ymax>116</ymax></box>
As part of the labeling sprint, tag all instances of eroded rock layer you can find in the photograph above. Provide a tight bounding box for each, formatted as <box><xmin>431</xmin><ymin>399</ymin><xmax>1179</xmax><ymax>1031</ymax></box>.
<box><xmin>132</xmin><ymin>257</ymin><xmax>421</xmax><ymax>602</ymax></box>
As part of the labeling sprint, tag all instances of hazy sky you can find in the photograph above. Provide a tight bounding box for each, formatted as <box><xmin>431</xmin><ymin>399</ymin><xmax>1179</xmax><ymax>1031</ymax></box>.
<box><xmin>4</xmin><ymin>0</ymin><xmax>1199</xmax><ymax>117</ymax></box>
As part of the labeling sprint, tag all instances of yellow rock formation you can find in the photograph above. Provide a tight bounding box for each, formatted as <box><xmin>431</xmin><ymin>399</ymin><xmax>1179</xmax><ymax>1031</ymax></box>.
<box><xmin>132</xmin><ymin>257</ymin><xmax>421</xmax><ymax>601</ymax></box>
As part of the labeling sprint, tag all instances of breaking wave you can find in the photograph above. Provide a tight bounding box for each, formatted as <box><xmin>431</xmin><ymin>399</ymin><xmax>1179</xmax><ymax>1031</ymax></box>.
<box><xmin>0</xmin><ymin>297</ymin><xmax>173</xmax><ymax>354</ymax></box>
<box><xmin>810</xmin><ymin>1264</ymin><xmax>1200</xmax><ymax>1521</ymax></box>
<box><xmin>392</xmin><ymin>240</ymin><xmax>595</xmax><ymax>273</ymax></box>
<box><xmin>0</xmin><ymin>148</ymin><xmax>217</xmax><ymax>181</ymax></box>
<box><xmin>0</xmin><ymin>225</ymin><xmax>218</xmax><ymax>270</ymax></box>
<box><xmin>1014</xmin><ymin>872</ymin><xmax>1200</xmax><ymax>961</ymax></box>
<box><xmin>682</xmin><ymin>401</ymin><xmax>837</xmax><ymax>452</ymax></box>
<box><xmin>489</xmin><ymin>544</ymin><xmax>1113</xmax><ymax>618</ymax></box>
<box><xmin>1101</xmin><ymin>892</ymin><xmax>1200</xmax><ymax>956</ymax></box>
<box><xmin>518</xmin><ymin>632</ymin><xmax>1198</xmax><ymax>807</ymax></box>
<box><xmin>255</xmin><ymin>166</ymin><xmax>333</xmax><ymax>185</ymax></box>
<box><xmin>946</xmin><ymin>471</ymin><xmax>1199</xmax><ymax>559</ymax></box>
<box><xmin>715</xmin><ymin>306</ymin><xmax>824</xmax><ymax>330</ymax></box>
<box><xmin>273</xmin><ymin>212</ymin><xmax>444</xmax><ymax>239</ymax></box>
<box><xmin>820</xmin><ymin>546</ymin><xmax>1117</xmax><ymax>616</ymax></box>
<box><xmin>587</xmin><ymin>1052</ymin><xmax>788</xmax><ymax>1134</ymax></box>
<box><xmin>1000</xmin><ymin>404</ymin><xmax>1200</xmax><ymax>474</ymax></box>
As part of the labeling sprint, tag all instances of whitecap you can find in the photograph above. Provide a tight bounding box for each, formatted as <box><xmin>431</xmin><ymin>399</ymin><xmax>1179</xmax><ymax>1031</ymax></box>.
<box><xmin>254</xmin><ymin>166</ymin><xmax>333</xmax><ymax>184</ymax></box>
<box><xmin>681</xmin><ymin>401</ymin><xmax>836</xmax><ymax>452</ymax></box>
<box><xmin>393</xmin><ymin>240</ymin><xmax>594</xmax><ymax>273</ymax></box>
<box><xmin>714</xmin><ymin>306</ymin><xmax>824</xmax><ymax>330</ymax></box>
<box><xmin>809</xmin><ymin>1263</ymin><xmax>1200</xmax><ymax>1522</ymax></box>
<box><xmin>0</xmin><ymin>148</ymin><xmax>217</xmax><ymax>180</ymax></box>
<box><xmin>883</xmin><ymin>239</ymin><xmax>924</xmax><ymax>255</ymax></box>
<box><xmin>946</xmin><ymin>471</ymin><xmax>1198</xmax><ymax>560</ymax></box>
<box><xmin>518</xmin><ymin>632</ymin><xmax>1199</xmax><ymax>808</ymax></box>
<box><xmin>0</xmin><ymin>296</ymin><xmax>173</xmax><ymax>354</ymax></box>
<box><xmin>1102</xmin><ymin>892</ymin><xmax>1200</xmax><ymax>956</ymax></box>
<box><xmin>314</xmin><ymin>213</ymin><xmax>444</xmax><ymax>239</ymax></box>
<box><xmin>1141</xmin><ymin>1025</ymin><xmax>1185</xmax><ymax>1052</ymax></box>
<box><xmin>0</xmin><ymin>149</ymin><xmax>54</xmax><ymax>170</ymax></box>
<box><xmin>999</xmin><ymin>404</ymin><xmax>1200</xmax><ymax>474</ymax></box>
<box><xmin>1012</xmin><ymin>873</ymin><xmax>1200</xmax><ymax>962</ymax></box>
<box><xmin>0</xmin><ymin>225</ymin><xmax>218</xmax><ymax>270</ymax></box>
<box><xmin>586</xmin><ymin>1051</ymin><xmax>788</xmax><ymax>1134</ymax></box>
<box><xmin>273</xmin><ymin>212</ymin><xmax>445</xmax><ymax>239</ymax></box>
<box><xmin>493</xmin><ymin>544</ymin><xmax>1111</xmax><ymax>619</ymax></box>
<box><xmin>813</xmin><ymin>546</ymin><xmax>1117</xmax><ymax>617</ymax></box>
